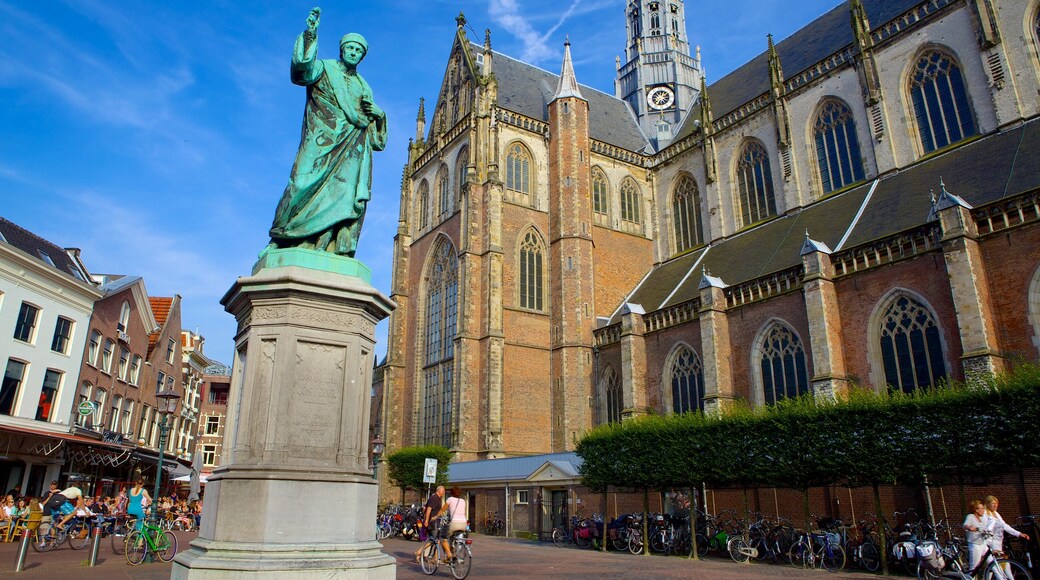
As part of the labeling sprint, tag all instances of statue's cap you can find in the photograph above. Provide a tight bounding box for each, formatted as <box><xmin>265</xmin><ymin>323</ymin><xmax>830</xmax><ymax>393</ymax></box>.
<box><xmin>340</xmin><ymin>33</ymin><xmax>368</xmax><ymax>53</ymax></box>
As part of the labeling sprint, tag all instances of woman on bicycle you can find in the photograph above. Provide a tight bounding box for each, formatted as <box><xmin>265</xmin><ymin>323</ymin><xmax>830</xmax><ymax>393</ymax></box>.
<box><xmin>443</xmin><ymin>487</ymin><xmax>468</xmax><ymax>561</ymax></box>
<box><xmin>127</xmin><ymin>479</ymin><xmax>151</xmax><ymax>531</ymax></box>
<box><xmin>964</xmin><ymin>499</ymin><xmax>996</xmax><ymax>571</ymax></box>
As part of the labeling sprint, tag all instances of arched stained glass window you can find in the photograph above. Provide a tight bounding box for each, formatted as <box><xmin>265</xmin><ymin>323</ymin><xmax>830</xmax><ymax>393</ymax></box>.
<box><xmin>620</xmin><ymin>178</ymin><xmax>641</xmax><ymax>224</ymax></box>
<box><xmin>603</xmin><ymin>366</ymin><xmax>622</xmax><ymax>424</ymax></box>
<box><xmin>672</xmin><ymin>175</ymin><xmax>703</xmax><ymax>252</ymax></box>
<box><xmin>506</xmin><ymin>143</ymin><xmax>531</xmax><ymax>196</ymax></box>
<box><xmin>757</xmin><ymin>323</ymin><xmax>809</xmax><ymax>405</ymax></box>
<box><xmin>417</xmin><ymin>180</ymin><xmax>429</xmax><ymax>230</ymax></box>
<box><xmin>422</xmin><ymin>239</ymin><xmax>458</xmax><ymax>447</ymax></box>
<box><xmin>518</xmin><ymin>230</ymin><xmax>544</xmax><ymax>311</ymax></box>
<box><xmin>878</xmin><ymin>294</ymin><xmax>947</xmax><ymax>393</ymax></box>
<box><xmin>592</xmin><ymin>167</ymin><xmax>609</xmax><ymax>225</ymax></box>
<box><xmin>736</xmin><ymin>141</ymin><xmax>777</xmax><ymax>226</ymax></box>
<box><xmin>670</xmin><ymin>346</ymin><xmax>704</xmax><ymax>414</ymax></box>
<box><xmin>814</xmin><ymin>99</ymin><xmax>865</xmax><ymax>193</ymax></box>
<box><xmin>909</xmin><ymin>50</ymin><xmax>977</xmax><ymax>153</ymax></box>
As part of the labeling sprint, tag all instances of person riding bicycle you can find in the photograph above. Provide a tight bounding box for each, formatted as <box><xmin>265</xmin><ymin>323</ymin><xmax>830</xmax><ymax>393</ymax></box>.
<box><xmin>443</xmin><ymin>486</ymin><xmax>468</xmax><ymax>561</ymax></box>
<box><xmin>127</xmin><ymin>478</ymin><xmax>151</xmax><ymax>531</ymax></box>
<box><xmin>43</xmin><ymin>486</ymin><xmax>83</xmax><ymax>528</ymax></box>
<box><xmin>964</xmin><ymin>499</ymin><xmax>997</xmax><ymax>571</ymax></box>
<box><xmin>413</xmin><ymin>485</ymin><xmax>447</xmax><ymax>563</ymax></box>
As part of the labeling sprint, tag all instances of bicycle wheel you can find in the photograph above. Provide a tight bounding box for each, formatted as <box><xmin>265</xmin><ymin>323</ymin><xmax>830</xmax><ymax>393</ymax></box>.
<box><xmin>694</xmin><ymin>532</ymin><xmax>709</xmax><ymax>557</ymax></box>
<box><xmin>628</xmin><ymin>530</ymin><xmax>644</xmax><ymax>554</ymax></box>
<box><xmin>110</xmin><ymin>523</ymin><xmax>128</xmax><ymax>553</ymax></box>
<box><xmin>916</xmin><ymin>560</ymin><xmax>944</xmax><ymax>580</ymax></box>
<box><xmin>986</xmin><ymin>559</ymin><xmax>1033</xmax><ymax>580</ymax></box>
<box><xmin>125</xmin><ymin>530</ymin><xmax>147</xmax><ymax>565</ymax></box>
<box><xmin>650</xmin><ymin>530</ymin><xmax>668</xmax><ymax>554</ymax></box>
<box><xmin>450</xmin><ymin>542</ymin><xmax>472</xmax><ymax>580</ymax></box>
<box><xmin>551</xmin><ymin>527</ymin><xmax>566</xmax><ymax>548</ymax></box>
<box><xmin>419</xmin><ymin>540</ymin><xmax>438</xmax><ymax>575</ymax></box>
<box><xmin>154</xmin><ymin>530</ymin><xmax>178</xmax><ymax>562</ymax></box>
<box><xmin>611</xmin><ymin>530</ymin><xmax>628</xmax><ymax>551</ymax></box>
<box><xmin>575</xmin><ymin>531</ymin><xmax>593</xmax><ymax>550</ymax></box>
<box><xmin>859</xmin><ymin>539</ymin><xmax>881</xmax><ymax>572</ymax></box>
<box><xmin>788</xmin><ymin>539</ymin><xmax>811</xmax><ymax>568</ymax></box>
<box><xmin>728</xmin><ymin>536</ymin><xmax>751</xmax><ymax>564</ymax></box>
<box><xmin>68</xmin><ymin>521</ymin><xmax>92</xmax><ymax>550</ymax></box>
<box><xmin>817</xmin><ymin>543</ymin><xmax>846</xmax><ymax>573</ymax></box>
<box><xmin>31</xmin><ymin>522</ymin><xmax>54</xmax><ymax>552</ymax></box>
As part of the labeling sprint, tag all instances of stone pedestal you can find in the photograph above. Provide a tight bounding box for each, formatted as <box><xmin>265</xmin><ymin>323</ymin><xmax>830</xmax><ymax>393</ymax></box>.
<box><xmin>173</xmin><ymin>249</ymin><xmax>396</xmax><ymax>579</ymax></box>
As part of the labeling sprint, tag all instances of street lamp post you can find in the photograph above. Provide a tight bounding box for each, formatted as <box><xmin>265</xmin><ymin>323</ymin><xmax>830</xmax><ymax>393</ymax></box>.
<box><xmin>151</xmin><ymin>388</ymin><xmax>181</xmax><ymax>524</ymax></box>
<box><xmin>370</xmin><ymin>437</ymin><xmax>384</xmax><ymax>481</ymax></box>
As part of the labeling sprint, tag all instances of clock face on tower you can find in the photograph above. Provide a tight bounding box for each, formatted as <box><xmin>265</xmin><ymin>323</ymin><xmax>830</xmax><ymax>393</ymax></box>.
<box><xmin>646</xmin><ymin>85</ymin><xmax>675</xmax><ymax>111</ymax></box>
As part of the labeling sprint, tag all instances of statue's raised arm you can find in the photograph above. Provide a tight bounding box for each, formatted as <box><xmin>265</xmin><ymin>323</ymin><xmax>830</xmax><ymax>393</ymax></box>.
<box><xmin>266</xmin><ymin>10</ymin><xmax>388</xmax><ymax>259</ymax></box>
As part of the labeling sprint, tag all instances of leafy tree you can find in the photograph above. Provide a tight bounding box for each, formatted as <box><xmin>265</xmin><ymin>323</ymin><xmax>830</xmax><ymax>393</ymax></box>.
<box><xmin>385</xmin><ymin>445</ymin><xmax>452</xmax><ymax>493</ymax></box>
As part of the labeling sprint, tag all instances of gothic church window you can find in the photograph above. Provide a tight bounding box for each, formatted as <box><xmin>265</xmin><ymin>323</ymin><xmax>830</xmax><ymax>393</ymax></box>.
<box><xmin>505</xmin><ymin>142</ymin><xmax>532</xmax><ymax>206</ymax></box>
<box><xmin>736</xmin><ymin>140</ymin><xmax>777</xmax><ymax>226</ymax></box>
<box><xmin>877</xmin><ymin>293</ymin><xmax>947</xmax><ymax>393</ymax></box>
<box><xmin>649</xmin><ymin>4</ymin><xmax>661</xmax><ymax>35</ymax></box>
<box><xmin>909</xmin><ymin>49</ymin><xmax>977</xmax><ymax>153</ymax></box>
<box><xmin>669</xmin><ymin>345</ymin><xmax>704</xmax><ymax>414</ymax></box>
<box><xmin>518</xmin><ymin>229</ymin><xmax>545</xmax><ymax>311</ymax></box>
<box><xmin>437</xmin><ymin>166</ymin><xmax>451</xmax><ymax>219</ymax></box>
<box><xmin>592</xmin><ymin>167</ymin><xmax>610</xmax><ymax>226</ymax></box>
<box><xmin>814</xmin><ymin>99</ymin><xmax>865</xmax><ymax>194</ymax></box>
<box><xmin>620</xmin><ymin>177</ymin><xmax>642</xmax><ymax>226</ymax></box>
<box><xmin>602</xmin><ymin>365</ymin><xmax>622</xmax><ymax>424</ymax></box>
<box><xmin>756</xmin><ymin>322</ymin><xmax>809</xmax><ymax>405</ymax></box>
<box><xmin>417</xmin><ymin>180</ymin><xmax>429</xmax><ymax>231</ymax></box>
<box><xmin>672</xmin><ymin>175</ymin><xmax>703</xmax><ymax>252</ymax></box>
<box><xmin>422</xmin><ymin>238</ymin><xmax>458</xmax><ymax>447</ymax></box>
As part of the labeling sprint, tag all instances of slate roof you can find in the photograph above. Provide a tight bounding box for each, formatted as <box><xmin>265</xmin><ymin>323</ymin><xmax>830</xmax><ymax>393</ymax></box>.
<box><xmin>473</xmin><ymin>43</ymin><xmax>650</xmax><ymax>153</ymax></box>
<box><xmin>616</xmin><ymin>116</ymin><xmax>1040</xmax><ymax>321</ymax></box>
<box><xmin>675</xmin><ymin>0</ymin><xmax>921</xmax><ymax>142</ymax></box>
<box><xmin>0</xmin><ymin>216</ymin><xmax>91</xmax><ymax>282</ymax></box>
<box><xmin>448</xmin><ymin>451</ymin><xmax>583</xmax><ymax>483</ymax></box>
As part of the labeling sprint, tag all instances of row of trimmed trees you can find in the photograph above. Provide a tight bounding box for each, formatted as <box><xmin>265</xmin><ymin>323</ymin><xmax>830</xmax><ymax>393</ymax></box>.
<box><xmin>576</xmin><ymin>365</ymin><xmax>1040</xmax><ymax>570</ymax></box>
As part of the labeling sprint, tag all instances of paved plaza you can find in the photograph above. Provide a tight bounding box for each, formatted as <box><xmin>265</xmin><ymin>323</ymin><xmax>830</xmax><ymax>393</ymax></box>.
<box><xmin>0</xmin><ymin>530</ymin><xmax>879</xmax><ymax>579</ymax></box>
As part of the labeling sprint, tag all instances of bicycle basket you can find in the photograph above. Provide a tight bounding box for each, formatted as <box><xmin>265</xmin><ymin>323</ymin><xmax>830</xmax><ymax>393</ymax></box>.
<box><xmin>577</xmin><ymin>526</ymin><xmax>592</xmax><ymax>540</ymax></box>
<box><xmin>916</xmin><ymin>542</ymin><xmax>945</xmax><ymax>570</ymax></box>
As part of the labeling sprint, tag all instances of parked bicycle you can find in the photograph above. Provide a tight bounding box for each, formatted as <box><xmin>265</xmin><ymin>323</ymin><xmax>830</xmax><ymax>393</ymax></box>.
<box><xmin>482</xmin><ymin>511</ymin><xmax>503</xmax><ymax>536</ymax></box>
<box><xmin>125</xmin><ymin>519</ymin><xmax>178</xmax><ymax>565</ymax></box>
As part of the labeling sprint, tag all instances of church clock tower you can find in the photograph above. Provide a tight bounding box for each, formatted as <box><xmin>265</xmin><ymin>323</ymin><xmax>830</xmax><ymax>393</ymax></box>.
<box><xmin>615</xmin><ymin>0</ymin><xmax>702</xmax><ymax>150</ymax></box>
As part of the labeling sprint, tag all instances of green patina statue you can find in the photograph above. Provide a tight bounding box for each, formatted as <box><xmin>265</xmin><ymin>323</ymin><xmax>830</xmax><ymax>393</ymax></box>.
<box><xmin>267</xmin><ymin>7</ymin><xmax>387</xmax><ymax>257</ymax></box>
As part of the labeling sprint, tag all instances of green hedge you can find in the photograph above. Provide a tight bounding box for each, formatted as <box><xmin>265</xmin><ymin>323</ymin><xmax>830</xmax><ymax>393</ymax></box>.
<box><xmin>576</xmin><ymin>365</ymin><xmax>1040</xmax><ymax>492</ymax></box>
<box><xmin>385</xmin><ymin>445</ymin><xmax>452</xmax><ymax>491</ymax></box>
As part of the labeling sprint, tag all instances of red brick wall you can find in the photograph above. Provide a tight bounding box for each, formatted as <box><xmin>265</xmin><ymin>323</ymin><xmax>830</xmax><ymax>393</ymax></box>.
<box><xmin>592</xmin><ymin>227</ymin><xmax>654</xmax><ymax>318</ymax></box>
<box><xmin>725</xmin><ymin>291</ymin><xmax>812</xmax><ymax>402</ymax></box>
<box><xmin>979</xmin><ymin>223</ymin><xmax>1040</xmax><ymax>362</ymax></box>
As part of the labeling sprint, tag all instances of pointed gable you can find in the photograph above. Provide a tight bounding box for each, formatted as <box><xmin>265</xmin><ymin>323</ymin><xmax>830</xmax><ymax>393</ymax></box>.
<box><xmin>148</xmin><ymin>296</ymin><xmax>174</xmax><ymax>353</ymax></box>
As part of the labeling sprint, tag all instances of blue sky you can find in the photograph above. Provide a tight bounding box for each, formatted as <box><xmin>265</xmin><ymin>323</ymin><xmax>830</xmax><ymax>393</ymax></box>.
<box><xmin>0</xmin><ymin>0</ymin><xmax>840</xmax><ymax>367</ymax></box>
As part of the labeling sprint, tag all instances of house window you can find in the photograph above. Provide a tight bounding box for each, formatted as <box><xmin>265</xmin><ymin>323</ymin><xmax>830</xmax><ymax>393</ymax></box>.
<box><xmin>619</xmin><ymin>178</ymin><xmax>642</xmax><ymax>225</ymax></box>
<box><xmin>672</xmin><ymin>175</ymin><xmax>703</xmax><ymax>252</ymax></box>
<box><xmin>13</xmin><ymin>302</ymin><xmax>39</xmax><ymax>343</ymax></box>
<box><xmin>209</xmin><ymin>388</ymin><xmax>229</xmax><ymax>405</ymax></box>
<box><xmin>118</xmin><ymin>301</ymin><xmax>131</xmax><ymax>331</ymax></box>
<box><xmin>422</xmin><ymin>239</ymin><xmax>458</xmax><ymax>447</ymax></box>
<box><xmin>122</xmin><ymin>400</ymin><xmax>134</xmax><ymax>435</ymax></box>
<box><xmin>518</xmin><ymin>230</ymin><xmax>545</xmax><ymax>311</ymax></box>
<box><xmin>129</xmin><ymin>355</ymin><xmax>142</xmax><ymax>385</ymax></box>
<box><xmin>417</xmin><ymin>180</ymin><xmax>430</xmax><ymax>230</ymax></box>
<box><xmin>737</xmin><ymin>140</ymin><xmax>777</xmax><ymax>226</ymax></box>
<box><xmin>814</xmin><ymin>99</ymin><xmax>865</xmax><ymax>193</ymax></box>
<box><xmin>437</xmin><ymin>166</ymin><xmax>451</xmax><ymax>218</ymax></box>
<box><xmin>879</xmin><ymin>294</ymin><xmax>947</xmax><ymax>393</ymax></box>
<box><xmin>1</xmin><ymin>359</ymin><xmax>27</xmax><ymax>415</ymax></box>
<box><xmin>592</xmin><ymin>168</ymin><xmax>610</xmax><ymax>226</ymax></box>
<box><xmin>757</xmin><ymin>323</ymin><xmax>809</xmax><ymax>405</ymax></box>
<box><xmin>88</xmin><ymin>330</ymin><xmax>101</xmax><ymax>366</ymax></box>
<box><xmin>110</xmin><ymin>395</ymin><xmax>123</xmax><ymax>432</ymax></box>
<box><xmin>101</xmin><ymin>339</ymin><xmax>115</xmax><ymax>372</ymax></box>
<box><xmin>505</xmin><ymin>142</ymin><xmax>532</xmax><ymax>202</ymax></box>
<box><xmin>138</xmin><ymin>405</ymin><xmax>152</xmax><ymax>443</ymax></box>
<box><xmin>909</xmin><ymin>49</ymin><xmax>977</xmax><ymax>153</ymax></box>
<box><xmin>166</xmin><ymin>338</ymin><xmax>176</xmax><ymax>364</ymax></box>
<box><xmin>603</xmin><ymin>366</ymin><xmax>622</xmax><ymax>424</ymax></box>
<box><xmin>205</xmin><ymin>415</ymin><xmax>220</xmax><ymax>435</ymax></box>
<box><xmin>118</xmin><ymin>348</ymin><xmax>130</xmax><ymax>381</ymax></box>
<box><xmin>51</xmin><ymin>317</ymin><xmax>74</xmax><ymax>354</ymax></box>
<box><xmin>202</xmin><ymin>444</ymin><xmax>217</xmax><ymax>466</ymax></box>
<box><xmin>670</xmin><ymin>346</ymin><xmax>704</xmax><ymax>414</ymax></box>
<box><xmin>35</xmin><ymin>369</ymin><xmax>62</xmax><ymax>421</ymax></box>
<box><xmin>93</xmin><ymin>388</ymin><xmax>107</xmax><ymax>427</ymax></box>
<box><xmin>516</xmin><ymin>490</ymin><xmax>529</xmax><ymax>505</ymax></box>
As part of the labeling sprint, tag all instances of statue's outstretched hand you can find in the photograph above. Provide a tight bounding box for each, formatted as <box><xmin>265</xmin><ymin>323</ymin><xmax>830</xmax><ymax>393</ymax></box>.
<box><xmin>306</xmin><ymin>7</ymin><xmax>321</xmax><ymax>34</ymax></box>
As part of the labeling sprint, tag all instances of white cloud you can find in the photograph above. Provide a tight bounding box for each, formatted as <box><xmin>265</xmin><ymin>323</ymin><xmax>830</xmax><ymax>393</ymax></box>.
<box><xmin>487</xmin><ymin>0</ymin><xmax>586</xmax><ymax>64</ymax></box>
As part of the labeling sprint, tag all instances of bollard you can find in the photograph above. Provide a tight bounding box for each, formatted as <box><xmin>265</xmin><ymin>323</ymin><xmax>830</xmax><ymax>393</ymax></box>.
<box><xmin>89</xmin><ymin>525</ymin><xmax>102</xmax><ymax>566</ymax></box>
<box><xmin>15</xmin><ymin>529</ymin><xmax>31</xmax><ymax>572</ymax></box>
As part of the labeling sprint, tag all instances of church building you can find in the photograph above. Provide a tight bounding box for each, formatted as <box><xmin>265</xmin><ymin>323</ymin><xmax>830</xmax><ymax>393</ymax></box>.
<box><xmin>381</xmin><ymin>0</ymin><xmax>1040</xmax><ymax>465</ymax></box>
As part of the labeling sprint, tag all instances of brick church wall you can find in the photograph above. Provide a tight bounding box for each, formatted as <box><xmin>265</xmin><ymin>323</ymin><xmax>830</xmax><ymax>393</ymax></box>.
<box><xmin>725</xmin><ymin>291</ymin><xmax>812</xmax><ymax>402</ymax></box>
<box><xmin>978</xmin><ymin>223</ymin><xmax>1040</xmax><ymax>362</ymax></box>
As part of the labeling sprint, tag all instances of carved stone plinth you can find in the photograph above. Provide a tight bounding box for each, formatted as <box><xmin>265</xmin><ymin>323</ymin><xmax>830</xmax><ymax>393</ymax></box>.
<box><xmin>173</xmin><ymin>255</ymin><xmax>396</xmax><ymax>579</ymax></box>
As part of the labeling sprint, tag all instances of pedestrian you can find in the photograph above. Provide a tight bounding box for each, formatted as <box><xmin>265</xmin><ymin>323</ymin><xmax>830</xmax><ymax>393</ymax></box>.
<box><xmin>963</xmin><ymin>499</ymin><xmax>995</xmax><ymax>571</ymax></box>
<box><xmin>985</xmin><ymin>495</ymin><xmax>1029</xmax><ymax>575</ymax></box>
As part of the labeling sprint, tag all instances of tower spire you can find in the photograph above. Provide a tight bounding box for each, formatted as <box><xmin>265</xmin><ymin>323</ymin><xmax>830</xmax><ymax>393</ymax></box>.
<box><xmin>415</xmin><ymin>97</ymin><xmax>426</xmax><ymax>142</ymax></box>
<box><xmin>552</xmin><ymin>36</ymin><xmax>584</xmax><ymax>102</ymax></box>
